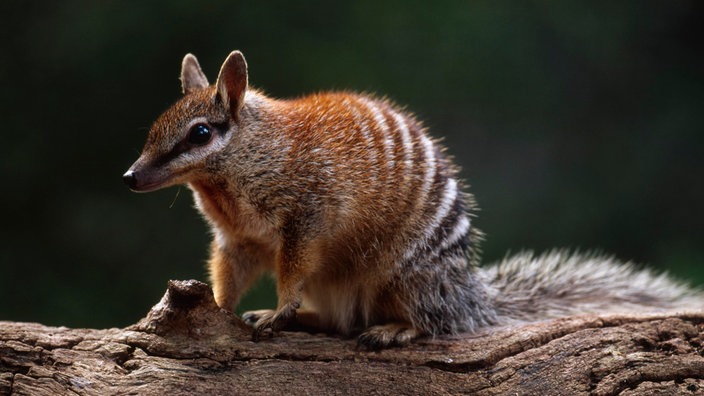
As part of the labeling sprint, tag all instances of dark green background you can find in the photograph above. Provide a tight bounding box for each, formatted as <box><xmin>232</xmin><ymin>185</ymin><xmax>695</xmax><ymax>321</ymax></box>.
<box><xmin>1</xmin><ymin>1</ymin><xmax>702</xmax><ymax>328</ymax></box>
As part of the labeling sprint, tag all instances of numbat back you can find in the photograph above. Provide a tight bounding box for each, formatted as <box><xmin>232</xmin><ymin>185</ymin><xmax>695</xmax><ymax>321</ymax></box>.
<box><xmin>124</xmin><ymin>51</ymin><xmax>703</xmax><ymax>349</ymax></box>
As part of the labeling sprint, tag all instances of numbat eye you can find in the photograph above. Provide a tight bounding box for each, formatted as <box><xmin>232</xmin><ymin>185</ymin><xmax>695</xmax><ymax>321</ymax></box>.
<box><xmin>188</xmin><ymin>123</ymin><xmax>212</xmax><ymax>145</ymax></box>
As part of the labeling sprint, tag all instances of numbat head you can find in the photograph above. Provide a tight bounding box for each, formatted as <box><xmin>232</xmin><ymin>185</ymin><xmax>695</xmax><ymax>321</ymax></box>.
<box><xmin>123</xmin><ymin>52</ymin><xmax>248</xmax><ymax>192</ymax></box>
<box><xmin>124</xmin><ymin>51</ymin><xmax>704</xmax><ymax>349</ymax></box>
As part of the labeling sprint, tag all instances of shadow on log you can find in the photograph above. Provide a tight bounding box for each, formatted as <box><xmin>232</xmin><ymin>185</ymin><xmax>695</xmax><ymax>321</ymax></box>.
<box><xmin>1</xmin><ymin>280</ymin><xmax>703</xmax><ymax>395</ymax></box>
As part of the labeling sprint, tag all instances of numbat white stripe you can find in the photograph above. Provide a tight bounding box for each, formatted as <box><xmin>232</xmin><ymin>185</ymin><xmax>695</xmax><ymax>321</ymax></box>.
<box><xmin>389</xmin><ymin>108</ymin><xmax>415</xmax><ymax>177</ymax></box>
<box><xmin>359</xmin><ymin>98</ymin><xmax>395</xmax><ymax>171</ymax></box>
<box><xmin>404</xmin><ymin>177</ymin><xmax>458</xmax><ymax>261</ymax></box>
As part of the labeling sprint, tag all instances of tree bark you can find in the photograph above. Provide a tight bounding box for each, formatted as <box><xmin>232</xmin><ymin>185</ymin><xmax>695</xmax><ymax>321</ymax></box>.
<box><xmin>1</xmin><ymin>280</ymin><xmax>703</xmax><ymax>395</ymax></box>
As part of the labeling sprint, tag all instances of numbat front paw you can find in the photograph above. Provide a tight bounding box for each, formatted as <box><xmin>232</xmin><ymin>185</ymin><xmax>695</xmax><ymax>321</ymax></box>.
<box><xmin>241</xmin><ymin>309</ymin><xmax>274</xmax><ymax>326</ymax></box>
<box><xmin>249</xmin><ymin>304</ymin><xmax>298</xmax><ymax>341</ymax></box>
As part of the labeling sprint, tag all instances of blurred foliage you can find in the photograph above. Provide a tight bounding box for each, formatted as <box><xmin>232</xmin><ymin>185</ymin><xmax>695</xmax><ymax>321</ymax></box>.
<box><xmin>0</xmin><ymin>1</ymin><xmax>702</xmax><ymax>328</ymax></box>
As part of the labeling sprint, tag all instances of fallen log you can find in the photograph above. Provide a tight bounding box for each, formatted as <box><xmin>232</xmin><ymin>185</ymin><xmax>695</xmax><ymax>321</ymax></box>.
<box><xmin>1</xmin><ymin>280</ymin><xmax>702</xmax><ymax>395</ymax></box>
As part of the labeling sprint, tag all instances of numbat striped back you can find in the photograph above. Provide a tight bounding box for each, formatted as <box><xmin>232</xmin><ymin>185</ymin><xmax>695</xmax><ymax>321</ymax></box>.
<box><xmin>124</xmin><ymin>51</ymin><xmax>704</xmax><ymax>349</ymax></box>
<box><xmin>263</xmin><ymin>91</ymin><xmax>497</xmax><ymax>335</ymax></box>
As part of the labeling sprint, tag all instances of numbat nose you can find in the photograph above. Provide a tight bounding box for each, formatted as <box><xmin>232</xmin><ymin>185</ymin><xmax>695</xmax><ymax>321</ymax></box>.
<box><xmin>123</xmin><ymin>170</ymin><xmax>137</xmax><ymax>189</ymax></box>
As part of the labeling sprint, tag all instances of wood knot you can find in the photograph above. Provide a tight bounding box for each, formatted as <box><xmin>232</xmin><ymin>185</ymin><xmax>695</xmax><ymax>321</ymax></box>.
<box><xmin>128</xmin><ymin>279</ymin><xmax>250</xmax><ymax>340</ymax></box>
<box><xmin>165</xmin><ymin>279</ymin><xmax>215</xmax><ymax>310</ymax></box>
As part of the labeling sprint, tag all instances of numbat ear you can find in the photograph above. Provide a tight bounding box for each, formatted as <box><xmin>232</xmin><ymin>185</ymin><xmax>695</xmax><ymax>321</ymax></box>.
<box><xmin>215</xmin><ymin>50</ymin><xmax>248</xmax><ymax>121</ymax></box>
<box><xmin>180</xmin><ymin>53</ymin><xmax>209</xmax><ymax>94</ymax></box>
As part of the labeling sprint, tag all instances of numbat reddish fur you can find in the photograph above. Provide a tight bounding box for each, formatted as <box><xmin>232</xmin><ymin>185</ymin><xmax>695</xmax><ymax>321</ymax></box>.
<box><xmin>124</xmin><ymin>51</ymin><xmax>704</xmax><ymax>349</ymax></box>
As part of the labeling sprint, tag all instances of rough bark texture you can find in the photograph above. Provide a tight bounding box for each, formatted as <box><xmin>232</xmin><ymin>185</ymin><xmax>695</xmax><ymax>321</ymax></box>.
<box><xmin>1</xmin><ymin>280</ymin><xmax>703</xmax><ymax>395</ymax></box>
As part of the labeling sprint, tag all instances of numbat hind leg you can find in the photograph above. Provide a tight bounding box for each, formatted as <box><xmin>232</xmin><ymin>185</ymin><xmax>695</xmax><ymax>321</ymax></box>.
<box><xmin>357</xmin><ymin>323</ymin><xmax>424</xmax><ymax>350</ymax></box>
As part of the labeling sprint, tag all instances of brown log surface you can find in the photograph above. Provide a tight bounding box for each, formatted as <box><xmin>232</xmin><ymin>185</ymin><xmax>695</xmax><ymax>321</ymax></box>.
<box><xmin>1</xmin><ymin>280</ymin><xmax>703</xmax><ymax>395</ymax></box>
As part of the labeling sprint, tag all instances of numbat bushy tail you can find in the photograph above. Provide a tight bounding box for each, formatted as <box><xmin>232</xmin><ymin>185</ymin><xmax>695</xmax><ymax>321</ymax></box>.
<box><xmin>124</xmin><ymin>51</ymin><xmax>703</xmax><ymax>349</ymax></box>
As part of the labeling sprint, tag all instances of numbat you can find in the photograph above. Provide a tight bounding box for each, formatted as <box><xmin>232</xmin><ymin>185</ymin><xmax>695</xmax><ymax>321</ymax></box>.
<box><xmin>124</xmin><ymin>51</ymin><xmax>703</xmax><ymax>349</ymax></box>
